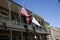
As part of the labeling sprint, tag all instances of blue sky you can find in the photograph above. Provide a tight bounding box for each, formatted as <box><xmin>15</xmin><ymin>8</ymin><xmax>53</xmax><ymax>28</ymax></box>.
<box><xmin>13</xmin><ymin>0</ymin><xmax>60</xmax><ymax>28</ymax></box>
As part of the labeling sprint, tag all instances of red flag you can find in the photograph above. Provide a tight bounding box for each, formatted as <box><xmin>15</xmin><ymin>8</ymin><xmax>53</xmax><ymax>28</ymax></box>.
<box><xmin>21</xmin><ymin>7</ymin><xmax>29</xmax><ymax>16</ymax></box>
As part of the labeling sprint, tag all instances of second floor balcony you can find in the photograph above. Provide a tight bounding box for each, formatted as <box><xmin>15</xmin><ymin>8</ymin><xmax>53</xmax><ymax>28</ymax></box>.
<box><xmin>0</xmin><ymin>19</ymin><xmax>50</xmax><ymax>35</ymax></box>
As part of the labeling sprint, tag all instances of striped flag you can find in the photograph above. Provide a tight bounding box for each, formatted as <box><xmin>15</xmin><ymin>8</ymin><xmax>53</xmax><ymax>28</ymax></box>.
<box><xmin>21</xmin><ymin>7</ymin><xmax>30</xmax><ymax>23</ymax></box>
<box><xmin>21</xmin><ymin>7</ymin><xmax>29</xmax><ymax>16</ymax></box>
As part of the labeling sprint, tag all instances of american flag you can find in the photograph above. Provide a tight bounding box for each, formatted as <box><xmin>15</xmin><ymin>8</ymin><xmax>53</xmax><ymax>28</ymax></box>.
<box><xmin>21</xmin><ymin>7</ymin><xmax>30</xmax><ymax>23</ymax></box>
<box><xmin>21</xmin><ymin>7</ymin><xmax>29</xmax><ymax>16</ymax></box>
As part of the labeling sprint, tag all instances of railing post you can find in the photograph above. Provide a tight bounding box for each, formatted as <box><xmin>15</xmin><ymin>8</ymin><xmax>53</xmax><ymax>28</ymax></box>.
<box><xmin>10</xmin><ymin>29</ymin><xmax>12</xmax><ymax>40</ymax></box>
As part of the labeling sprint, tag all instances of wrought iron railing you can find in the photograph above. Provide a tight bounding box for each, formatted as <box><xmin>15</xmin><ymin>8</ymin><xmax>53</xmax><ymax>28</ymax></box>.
<box><xmin>0</xmin><ymin>19</ymin><xmax>50</xmax><ymax>34</ymax></box>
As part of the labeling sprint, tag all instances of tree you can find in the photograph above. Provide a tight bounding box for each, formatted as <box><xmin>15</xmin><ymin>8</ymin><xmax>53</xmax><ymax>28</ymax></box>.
<box><xmin>58</xmin><ymin>0</ymin><xmax>60</xmax><ymax>2</ymax></box>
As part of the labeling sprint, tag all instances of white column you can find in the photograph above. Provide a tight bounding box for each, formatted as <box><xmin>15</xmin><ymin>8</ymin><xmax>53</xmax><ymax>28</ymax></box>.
<box><xmin>8</xmin><ymin>0</ymin><xmax>12</xmax><ymax>40</ymax></box>
<box><xmin>8</xmin><ymin>0</ymin><xmax>11</xmax><ymax>21</ymax></box>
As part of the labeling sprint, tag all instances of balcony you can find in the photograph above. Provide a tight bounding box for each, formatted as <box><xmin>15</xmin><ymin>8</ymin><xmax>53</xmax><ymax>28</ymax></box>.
<box><xmin>0</xmin><ymin>19</ymin><xmax>50</xmax><ymax>34</ymax></box>
<box><xmin>0</xmin><ymin>19</ymin><xmax>33</xmax><ymax>31</ymax></box>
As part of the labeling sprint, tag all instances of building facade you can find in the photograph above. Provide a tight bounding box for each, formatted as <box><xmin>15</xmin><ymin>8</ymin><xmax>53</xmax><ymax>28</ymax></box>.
<box><xmin>49</xmin><ymin>27</ymin><xmax>60</xmax><ymax>40</ymax></box>
<box><xmin>0</xmin><ymin>0</ymin><xmax>50</xmax><ymax>40</ymax></box>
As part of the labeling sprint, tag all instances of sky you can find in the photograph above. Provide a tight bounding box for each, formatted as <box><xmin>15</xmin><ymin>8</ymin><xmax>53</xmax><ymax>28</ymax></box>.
<box><xmin>13</xmin><ymin>0</ymin><xmax>60</xmax><ymax>28</ymax></box>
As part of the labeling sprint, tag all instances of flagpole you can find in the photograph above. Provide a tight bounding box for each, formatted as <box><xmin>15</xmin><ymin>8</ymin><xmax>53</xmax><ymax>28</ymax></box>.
<box><xmin>21</xmin><ymin>0</ymin><xmax>25</xmax><ymax>7</ymax></box>
<box><xmin>21</xmin><ymin>0</ymin><xmax>29</xmax><ymax>40</ymax></box>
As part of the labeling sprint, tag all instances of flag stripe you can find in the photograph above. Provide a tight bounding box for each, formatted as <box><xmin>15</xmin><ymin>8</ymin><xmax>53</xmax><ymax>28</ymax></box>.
<box><xmin>26</xmin><ymin>16</ymin><xmax>30</xmax><ymax>23</ymax></box>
